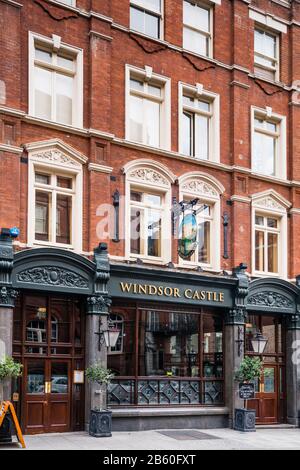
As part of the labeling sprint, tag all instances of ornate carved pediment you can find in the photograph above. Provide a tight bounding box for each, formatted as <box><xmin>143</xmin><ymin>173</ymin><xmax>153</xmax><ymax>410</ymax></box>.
<box><xmin>31</xmin><ymin>149</ymin><xmax>82</xmax><ymax>169</ymax></box>
<box><xmin>128</xmin><ymin>168</ymin><xmax>170</xmax><ymax>187</ymax></box>
<box><xmin>254</xmin><ymin>196</ymin><xmax>286</xmax><ymax>212</ymax></box>
<box><xmin>181</xmin><ymin>179</ymin><xmax>219</xmax><ymax>197</ymax></box>
<box><xmin>16</xmin><ymin>267</ymin><xmax>89</xmax><ymax>290</ymax></box>
<box><xmin>247</xmin><ymin>292</ymin><xmax>293</xmax><ymax>309</ymax></box>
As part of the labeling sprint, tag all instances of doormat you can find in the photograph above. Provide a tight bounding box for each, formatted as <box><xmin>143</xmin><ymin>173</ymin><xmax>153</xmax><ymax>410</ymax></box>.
<box><xmin>157</xmin><ymin>430</ymin><xmax>221</xmax><ymax>441</ymax></box>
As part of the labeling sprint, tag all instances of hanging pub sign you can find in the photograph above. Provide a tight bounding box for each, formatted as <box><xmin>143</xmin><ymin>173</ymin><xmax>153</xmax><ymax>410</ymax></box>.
<box><xmin>178</xmin><ymin>212</ymin><xmax>198</xmax><ymax>260</ymax></box>
<box><xmin>239</xmin><ymin>383</ymin><xmax>255</xmax><ymax>400</ymax></box>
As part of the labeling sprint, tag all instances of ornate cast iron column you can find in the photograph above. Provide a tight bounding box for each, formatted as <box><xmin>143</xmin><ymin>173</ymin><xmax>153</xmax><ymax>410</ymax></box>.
<box><xmin>224</xmin><ymin>263</ymin><xmax>249</xmax><ymax>428</ymax></box>
<box><xmin>285</xmin><ymin>302</ymin><xmax>300</xmax><ymax>426</ymax></box>
<box><xmin>85</xmin><ymin>243</ymin><xmax>111</xmax><ymax>431</ymax></box>
<box><xmin>0</xmin><ymin>232</ymin><xmax>17</xmax><ymax>443</ymax></box>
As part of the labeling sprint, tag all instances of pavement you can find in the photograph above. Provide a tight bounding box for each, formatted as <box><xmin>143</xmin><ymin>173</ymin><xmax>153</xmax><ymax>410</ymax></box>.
<box><xmin>2</xmin><ymin>427</ymin><xmax>300</xmax><ymax>450</ymax></box>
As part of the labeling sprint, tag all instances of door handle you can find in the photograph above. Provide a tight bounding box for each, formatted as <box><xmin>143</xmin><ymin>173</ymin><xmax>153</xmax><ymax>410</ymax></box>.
<box><xmin>45</xmin><ymin>382</ymin><xmax>51</xmax><ymax>394</ymax></box>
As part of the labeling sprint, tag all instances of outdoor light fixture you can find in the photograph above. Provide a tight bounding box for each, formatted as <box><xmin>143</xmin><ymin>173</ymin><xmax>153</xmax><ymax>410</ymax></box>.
<box><xmin>95</xmin><ymin>319</ymin><xmax>121</xmax><ymax>350</ymax></box>
<box><xmin>103</xmin><ymin>322</ymin><xmax>120</xmax><ymax>349</ymax></box>
<box><xmin>36</xmin><ymin>307</ymin><xmax>47</xmax><ymax>320</ymax></box>
<box><xmin>251</xmin><ymin>330</ymin><xmax>268</xmax><ymax>354</ymax></box>
<box><xmin>0</xmin><ymin>227</ymin><xmax>20</xmax><ymax>238</ymax></box>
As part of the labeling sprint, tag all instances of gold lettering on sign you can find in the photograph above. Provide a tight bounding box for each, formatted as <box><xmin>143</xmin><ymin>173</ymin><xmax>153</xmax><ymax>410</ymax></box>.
<box><xmin>119</xmin><ymin>283</ymin><xmax>225</xmax><ymax>302</ymax></box>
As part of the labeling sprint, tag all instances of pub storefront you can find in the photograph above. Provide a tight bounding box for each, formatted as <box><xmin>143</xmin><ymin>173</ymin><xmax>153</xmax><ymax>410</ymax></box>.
<box><xmin>106</xmin><ymin>263</ymin><xmax>246</xmax><ymax>431</ymax></box>
<box><xmin>1</xmin><ymin>231</ymin><xmax>300</xmax><ymax>434</ymax></box>
<box><xmin>106</xmin><ymin>265</ymin><xmax>300</xmax><ymax>431</ymax></box>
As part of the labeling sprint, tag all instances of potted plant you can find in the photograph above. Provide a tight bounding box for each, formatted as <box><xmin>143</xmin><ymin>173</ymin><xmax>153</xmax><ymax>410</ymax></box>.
<box><xmin>234</xmin><ymin>356</ymin><xmax>265</xmax><ymax>432</ymax></box>
<box><xmin>0</xmin><ymin>356</ymin><xmax>22</xmax><ymax>443</ymax></box>
<box><xmin>86</xmin><ymin>363</ymin><xmax>114</xmax><ymax>438</ymax></box>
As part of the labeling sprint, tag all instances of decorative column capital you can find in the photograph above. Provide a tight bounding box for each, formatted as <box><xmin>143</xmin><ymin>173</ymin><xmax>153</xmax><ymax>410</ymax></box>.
<box><xmin>225</xmin><ymin>308</ymin><xmax>247</xmax><ymax>326</ymax></box>
<box><xmin>286</xmin><ymin>314</ymin><xmax>300</xmax><ymax>331</ymax></box>
<box><xmin>86</xmin><ymin>295</ymin><xmax>112</xmax><ymax>316</ymax></box>
<box><xmin>94</xmin><ymin>243</ymin><xmax>110</xmax><ymax>294</ymax></box>
<box><xmin>0</xmin><ymin>286</ymin><xmax>18</xmax><ymax>308</ymax></box>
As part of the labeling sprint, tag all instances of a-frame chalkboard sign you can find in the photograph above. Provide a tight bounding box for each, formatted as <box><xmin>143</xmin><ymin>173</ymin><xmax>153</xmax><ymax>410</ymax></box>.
<box><xmin>0</xmin><ymin>401</ymin><xmax>26</xmax><ymax>449</ymax></box>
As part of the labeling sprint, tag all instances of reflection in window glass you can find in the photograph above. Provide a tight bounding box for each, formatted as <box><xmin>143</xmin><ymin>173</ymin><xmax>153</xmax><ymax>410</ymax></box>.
<box><xmin>27</xmin><ymin>361</ymin><xmax>45</xmax><ymax>394</ymax></box>
<box><xmin>139</xmin><ymin>311</ymin><xmax>200</xmax><ymax>377</ymax></box>
<box><xmin>34</xmin><ymin>67</ymin><xmax>52</xmax><ymax>121</ymax></box>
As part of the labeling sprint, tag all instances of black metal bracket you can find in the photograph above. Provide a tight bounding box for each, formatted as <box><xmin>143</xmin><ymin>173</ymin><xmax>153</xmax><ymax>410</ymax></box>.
<box><xmin>236</xmin><ymin>325</ymin><xmax>244</xmax><ymax>357</ymax></box>
<box><xmin>222</xmin><ymin>212</ymin><xmax>229</xmax><ymax>259</ymax></box>
<box><xmin>112</xmin><ymin>190</ymin><xmax>120</xmax><ymax>243</ymax></box>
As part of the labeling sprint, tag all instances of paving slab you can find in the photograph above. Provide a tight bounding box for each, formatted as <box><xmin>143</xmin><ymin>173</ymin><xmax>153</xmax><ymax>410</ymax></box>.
<box><xmin>1</xmin><ymin>428</ymin><xmax>300</xmax><ymax>450</ymax></box>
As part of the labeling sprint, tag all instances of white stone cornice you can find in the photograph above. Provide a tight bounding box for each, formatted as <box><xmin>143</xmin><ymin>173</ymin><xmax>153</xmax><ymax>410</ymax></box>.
<box><xmin>231</xmin><ymin>195</ymin><xmax>251</xmax><ymax>204</ymax></box>
<box><xmin>0</xmin><ymin>143</ymin><xmax>23</xmax><ymax>154</ymax></box>
<box><xmin>88</xmin><ymin>163</ymin><xmax>113</xmax><ymax>174</ymax></box>
<box><xmin>0</xmin><ymin>0</ymin><xmax>22</xmax><ymax>8</ymax></box>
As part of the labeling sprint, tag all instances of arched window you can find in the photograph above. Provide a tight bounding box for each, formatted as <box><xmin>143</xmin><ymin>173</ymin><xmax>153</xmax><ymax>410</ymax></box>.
<box><xmin>26</xmin><ymin>139</ymin><xmax>86</xmax><ymax>252</ymax></box>
<box><xmin>123</xmin><ymin>159</ymin><xmax>175</xmax><ymax>264</ymax></box>
<box><xmin>178</xmin><ymin>172</ymin><xmax>224</xmax><ymax>271</ymax></box>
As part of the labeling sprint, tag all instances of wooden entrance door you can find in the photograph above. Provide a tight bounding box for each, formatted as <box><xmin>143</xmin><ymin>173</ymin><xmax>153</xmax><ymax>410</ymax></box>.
<box><xmin>24</xmin><ymin>358</ymin><xmax>71</xmax><ymax>434</ymax></box>
<box><xmin>13</xmin><ymin>294</ymin><xmax>85</xmax><ymax>434</ymax></box>
<box><xmin>247</xmin><ymin>365</ymin><xmax>278</xmax><ymax>424</ymax></box>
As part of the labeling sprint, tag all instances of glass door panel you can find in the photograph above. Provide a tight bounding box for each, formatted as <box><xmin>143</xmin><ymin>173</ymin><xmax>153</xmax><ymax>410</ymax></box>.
<box><xmin>27</xmin><ymin>360</ymin><xmax>45</xmax><ymax>394</ymax></box>
<box><xmin>50</xmin><ymin>362</ymin><xmax>69</xmax><ymax>394</ymax></box>
<box><xmin>264</xmin><ymin>367</ymin><xmax>275</xmax><ymax>393</ymax></box>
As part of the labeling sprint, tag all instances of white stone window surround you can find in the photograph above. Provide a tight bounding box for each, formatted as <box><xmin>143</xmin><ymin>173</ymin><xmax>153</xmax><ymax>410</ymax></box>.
<box><xmin>251</xmin><ymin>106</ymin><xmax>287</xmax><ymax>180</ymax></box>
<box><xmin>251</xmin><ymin>190</ymin><xmax>291</xmax><ymax>279</ymax></box>
<box><xmin>182</xmin><ymin>1</ymin><xmax>221</xmax><ymax>59</ymax></box>
<box><xmin>178</xmin><ymin>172</ymin><xmax>224</xmax><ymax>271</ymax></box>
<box><xmin>249</xmin><ymin>10</ymin><xmax>288</xmax><ymax>35</ymax></box>
<box><xmin>178</xmin><ymin>82</ymin><xmax>220</xmax><ymax>163</ymax></box>
<box><xmin>26</xmin><ymin>139</ymin><xmax>86</xmax><ymax>252</ymax></box>
<box><xmin>58</xmin><ymin>0</ymin><xmax>76</xmax><ymax>6</ymax></box>
<box><xmin>130</xmin><ymin>0</ymin><xmax>164</xmax><ymax>40</ymax></box>
<box><xmin>28</xmin><ymin>32</ymin><xmax>83</xmax><ymax>128</ymax></box>
<box><xmin>123</xmin><ymin>159</ymin><xmax>176</xmax><ymax>264</ymax></box>
<box><xmin>254</xmin><ymin>26</ymin><xmax>280</xmax><ymax>82</ymax></box>
<box><xmin>125</xmin><ymin>65</ymin><xmax>171</xmax><ymax>151</ymax></box>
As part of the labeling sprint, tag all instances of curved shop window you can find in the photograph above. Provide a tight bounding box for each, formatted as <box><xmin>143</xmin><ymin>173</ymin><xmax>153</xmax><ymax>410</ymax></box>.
<box><xmin>107</xmin><ymin>306</ymin><xmax>224</xmax><ymax>406</ymax></box>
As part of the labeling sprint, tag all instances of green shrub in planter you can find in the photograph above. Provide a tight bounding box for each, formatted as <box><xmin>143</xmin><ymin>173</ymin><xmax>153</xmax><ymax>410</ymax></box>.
<box><xmin>234</xmin><ymin>357</ymin><xmax>267</xmax><ymax>433</ymax></box>
<box><xmin>0</xmin><ymin>357</ymin><xmax>22</xmax><ymax>402</ymax></box>
<box><xmin>235</xmin><ymin>356</ymin><xmax>264</xmax><ymax>383</ymax></box>
<box><xmin>86</xmin><ymin>364</ymin><xmax>115</xmax><ymax>438</ymax></box>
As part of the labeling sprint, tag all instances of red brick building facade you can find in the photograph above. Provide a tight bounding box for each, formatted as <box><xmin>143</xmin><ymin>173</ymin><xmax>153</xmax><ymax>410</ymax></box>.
<box><xmin>1</xmin><ymin>0</ymin><xmax>300</xmax><ymax>434</ymax></box>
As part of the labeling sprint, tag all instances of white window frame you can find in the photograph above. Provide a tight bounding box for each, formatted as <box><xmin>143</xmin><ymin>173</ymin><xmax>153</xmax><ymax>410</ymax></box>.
<box><xmin>58</xmin><ymin>0</ymin><xmax>76</xmax><ymax>6</ymax></box>
<box><xmin>130</xmin><ymin>0</ymin><xmax>164</xmax><ymax>40</ymax></box>
<box><xmin>254</xmin><ymin>27</ymin><xmax>280</xmax><ymax>82</ymax></box>
<box><xmin>27</xmin><ymin>141</ymin><xmax>84</xmax><ymax>252</ymax></box>
<box><xmin>178</xmin><ymin>82</ymin><xmax>220</xmax><ymax>162</ymax></box>
<box><xmin>251</xmin><ymin>107</ymin><xmax>286</xmax><ymax>180</ymax></box>
<box><xmin>124</xmin><ymin>160</ymin><xmax>175</xmax><ymax>265</ymax></box>
<box><xmin>183</xmin><ymin>0</ymin><xmax>214</xmax><ymax>58</ymax></box>
<box><xmin>125</xmin><ymin>65</ymin><xmax>171</xmax><ymax>150</ymax></box>
<box><xmin>29</xmin><ymin>32</ymin><xmax>83</xmax><ymax>128</ymax></box>
<box><xmin>178</xmin><ymin>172</ymin><xmax>224</xmax><ymax>271</ymax></box>
<box><xmin>251</xmin><ymin>191</ymin><xmax>290</xmax><ymax>279</ymax></box>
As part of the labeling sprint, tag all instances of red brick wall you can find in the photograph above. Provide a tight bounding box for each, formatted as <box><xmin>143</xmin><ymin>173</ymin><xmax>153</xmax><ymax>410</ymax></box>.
<box><xmin>0</xmin><ymin>0</ymin><xmax>299</xmax><ymax>278</ymax></box>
